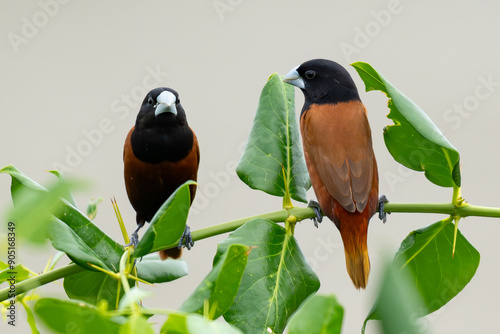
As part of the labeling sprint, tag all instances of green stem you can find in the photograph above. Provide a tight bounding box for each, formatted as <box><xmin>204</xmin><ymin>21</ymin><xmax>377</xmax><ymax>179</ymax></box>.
<box><xmin>0</xmin><ymin>209</ymin><xmax>310</xmax><ymax>303</ymax></box>
<box><xmin>457</xmin><ymin>204</ymin><xmax>500</xmax><ymax>218</ymax></box>
<box><xmin>2</xmin><ymin>201</ymin><xmax>500</xmax><ymax>303</ymax></box>
<box><xmin>119</xmin><ymin>250</ymin><xmax>132</xmax><ymax>294</ymax></box>
<box><xmin>452</xmin><ymin>186</ymin><xmax>461</xmax><ymax>206</ymax></box>
<box><xmin>163</xmin><ymin>202</ymin><xmax>500</xmax><ymax>249</ymax></box>
<box><xmin>163</xmin><ymin>207</ymin><xmax>313</xmax><ymax>249</ymax></box>
<box><xmin>383</xmin><ymin>202</ymin><xmax>456</xmax><ymax>215</ymax></box>
<box><xmin>0</xmin><ymin>263</ymin><xmax>83</xmax><ymax>302</ymax></box>
<box><xmin>383</xmin><ymin>202</ymin><xmax>500</xmax><ymax>218</ymax></box>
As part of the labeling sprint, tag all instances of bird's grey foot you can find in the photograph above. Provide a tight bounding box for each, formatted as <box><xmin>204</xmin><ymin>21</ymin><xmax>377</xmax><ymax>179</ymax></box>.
<box><xmin>178</xmin><ymin>225</ymin><xmax>194</xmax><ymax>250</ymax></box>
<box><xmin>378</xmin><ymin>195</ymin><xmax>389</xmax><ymax>223</ymax></box>
<box><xmin>308</xmin><ymin>200</ymin><xmax>323</xmax><ymax>228</ymax></box>
<box><xmin>126</xmin><ymin>221</ymin><xmax>145</xmax><ymax>247</ymax></box>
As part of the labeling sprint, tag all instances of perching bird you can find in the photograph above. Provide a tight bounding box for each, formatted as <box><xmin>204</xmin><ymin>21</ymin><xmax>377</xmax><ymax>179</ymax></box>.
<box><xmin>123</xmin><ymin>87</ymin><xmax>199</xmax><ymax>260</ymax></box>
<box><xmin>283</xmin><ymin>59</ymin><xmax>384</xmax><ymax>289</ymax></box>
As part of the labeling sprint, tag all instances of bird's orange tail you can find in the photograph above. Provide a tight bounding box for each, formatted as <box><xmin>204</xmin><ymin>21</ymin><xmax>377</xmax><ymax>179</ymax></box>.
<box><xmin>159</xmin><ymin>247</ymin><xmax>182</xmax><ymax>260</ymax></box>
<box><xmin>338</xmin><ymin>211</ymin><xmax>370</xmax><ymax>289</ymax></box>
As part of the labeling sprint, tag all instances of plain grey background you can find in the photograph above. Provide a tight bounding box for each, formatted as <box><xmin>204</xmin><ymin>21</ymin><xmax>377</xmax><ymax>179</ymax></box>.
<box><xmin>2</xmin><ymin>1</ymin><xmax>500</xmax><ymax>333</ymax></box>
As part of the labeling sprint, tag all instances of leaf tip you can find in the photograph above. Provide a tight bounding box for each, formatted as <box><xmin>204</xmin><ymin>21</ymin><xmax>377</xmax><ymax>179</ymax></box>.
<box><xmin>267</xmin><ymin>72</ymin><xmax>279</xmax><ymax>81</ymax></box>
<box><xmin>46</xmin><ymin>170</ymin><xmax>61</xmax><ymax>177</ymax></box>
<box><xmin>350</xmin><ymin>61</ymin><xmax>366</xmax><ymax>67</ymax></box>
<box><xmin>0</xmin><ymin>164</ymin><xmax>16</xmax><ymax>174</ymax></box>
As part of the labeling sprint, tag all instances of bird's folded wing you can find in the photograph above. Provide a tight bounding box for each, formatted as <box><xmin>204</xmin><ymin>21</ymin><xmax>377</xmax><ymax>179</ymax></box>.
<box><xmin>302</xmin><ymin>102</ymin><xmax>374</xmax><ymax>213</ymax></box>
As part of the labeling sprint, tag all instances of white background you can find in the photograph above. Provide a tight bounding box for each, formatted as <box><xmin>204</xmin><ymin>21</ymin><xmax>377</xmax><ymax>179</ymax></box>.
<box><xmin>1</xmin><ymin>1</ymin><xmax>500</xmax><ymax>333</ymax></box>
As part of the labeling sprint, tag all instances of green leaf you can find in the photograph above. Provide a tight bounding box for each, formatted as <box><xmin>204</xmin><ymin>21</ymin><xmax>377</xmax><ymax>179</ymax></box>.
<box><xmin>215</xmin><ymin>219</ymin><xmax>320</xmax><ymax>333</ymax></box>
<box><xmin>161</xmin><ymin>314</ymin><xmax>187</xmax><ymax>334</ymax></box>
<box><xmin>1</xmin><ymin>165</ymin><xmax>46</xmax><ymax>197</ymax></box>
<box><xmin>56</xmin><ymin>202</ymin><xmax>124</xmax><ymax>269</ymax></box>
<box><xmin>47</xmin><ymin>169</ymin><xmax>77</xmax><ymax>207</ymax></box>
<box><xmin>1</xmin><ymin>165</ymin><xmax>124</xmax><ymax>270</ymax></box>
<box><xmin>185</xmin><ymin>314</ymin><xmax>243</xmax><ymax>334</ymax></box>
<box><xmin>0</xmin><ymin>264</ymin><xmax>33</xmax><ymax>284</ymax></box>
<box><xmin>20</xmin><ymin>299</ymin><xmax>40</xmax><ymax>334</ymax></box>
<box><xmin>161</xmin><ymin>313</ymin><xmax>244</xmax><ymax>334</ymax></box>
<box><xmin>363</xmin><ymin>262</ymin><xmax>425</xmax><ymax>334</ymax></box>
<box><xmin>352</xmin><ymin>62</ymin><xmax>461</xmax><ymax>188</ymax></box>
<box><xmin>86</xmin><ymin>197</ymin><xmax>103</xmax><ymax>220</ymax></box>
<box><xmin>287</xmin><ymin>294</ymin><xmax>344</xmax><ymax>334</ymax></box>
<box><xmin>1</xmin><ymin>166</ymin><xmax>71</xmax><ymax>244</ymax></box>
<box><xmin>35</xmin><ymin>298</ymin><xmax>121</xmax><ymax>334</ymax></box>
<box><xmin>136</xmin><ymin>254</ymin><xmax>188</xmax><ymax>284</ymax></box>
<box><xmin>392</xmin><ymin>219</ymin><xmax>480</xmax><ymax>315</ymax></box>
<box><xmin>118</xmin><ymin>287</ymin><xmax>152</xmax><ymax>310</ymax></box>
<box><xmin>118</xmin><ymin>315</ymin><xmax>153</xmax><ymax>334</ymax></box>
<box><xmin>181</xmin><ymin>244</ymin><xmax>250</xmax><ymax>319</ymax></box>
<box><xmin>0</xmin><ymin>261</ymin><xmax>8</xmax><ymax>271</ymax></box>
<box><xmin>48</xmin><ymin>218</ymin><xmax>110</xmax><ymax>271</ymax></box>
<box><xmin>63</xmin><ymin>270</ymin><xmax>127</xmax><ymax>309</ymax></box>
<box><xmin>134</xmin><ymin>181</ymin><xmax>195</xmax><ymax>258</ymax></box>
<box><xmin>236</xmin><ymin>73</ymin><xmax>311</xmax><ymax>203</ymax></box>
<box><xmin>119</xmin><ymin>314</ymin><xmax>154</xmax><ymax>334</ymax></box>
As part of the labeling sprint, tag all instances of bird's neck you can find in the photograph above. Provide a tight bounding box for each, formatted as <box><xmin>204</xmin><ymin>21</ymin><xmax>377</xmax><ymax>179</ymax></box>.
<box><xmin>131</xmin><ymin>125</ymin><xmax>194</xmax><ymax>163</ymax></box>
<box><xmin>301</xmin><ymin>86</ymin><xmax>361</xmax><ymax>118</ymax></box>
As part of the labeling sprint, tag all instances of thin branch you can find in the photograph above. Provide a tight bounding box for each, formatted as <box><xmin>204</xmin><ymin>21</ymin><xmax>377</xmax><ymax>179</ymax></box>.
<box><xmin>0</xmin><ymin>264</ymin><xmax>83</xmax><ymax>302</ymax></box>
<box><xmin>2</xmin><ymin>201</ymin><xmax>500</xmax><ymax>302</ymax></box>
<box><xmin>383</xmin><ymin>202</ymin><xmax>500</xmax><ymax>218</ymax></box>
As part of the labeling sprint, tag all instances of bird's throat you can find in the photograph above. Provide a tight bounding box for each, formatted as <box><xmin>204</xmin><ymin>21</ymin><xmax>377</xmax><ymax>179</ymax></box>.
<box><xmin>131</xmin><ymin>126</ymin><xmax>194</xmax><ymax>163</ymax></box>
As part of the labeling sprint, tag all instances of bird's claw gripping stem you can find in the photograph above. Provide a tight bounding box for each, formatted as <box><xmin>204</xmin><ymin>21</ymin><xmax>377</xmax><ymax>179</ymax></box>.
<box><xmin>126</xmin><ymin>221</ymin><xmax>145</xmax><ymax>248</ymax></box>
<box><xmin>178</xmin><ymin>225</ymin><xmax>194</xmax><ymax>250</ymax></box>
<box><xmin>308</xmin><ymin>200</ymin><xmax>323</xmax><ymax>228</ymax></box>
<box><xmin>378</xmin><ymin>195</ymin><xmax>389</xmax><ymax>223</ymax></box>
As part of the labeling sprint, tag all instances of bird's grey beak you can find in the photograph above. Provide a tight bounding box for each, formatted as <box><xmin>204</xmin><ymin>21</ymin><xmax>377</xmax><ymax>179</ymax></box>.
<box><xmin>282</xmin><ymin>66</ymin><xmax>305</xmax><ymax>89</ymax></box>
<box><xmin>155</xmin><ymin>91</ymin><xmax>178</xmax><ymax>116</ymax></box>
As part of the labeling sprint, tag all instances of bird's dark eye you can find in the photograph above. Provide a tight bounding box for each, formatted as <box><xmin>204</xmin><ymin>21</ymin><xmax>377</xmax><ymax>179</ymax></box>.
<box><xmin>305</xmin><ymin>70</ymin><xmax>316</xmax><ymax>80</ymax></box>
<box><xmin>147</xmin><ymin>96</ymin><xmax>155</xmax><ymax>106</ymax></box>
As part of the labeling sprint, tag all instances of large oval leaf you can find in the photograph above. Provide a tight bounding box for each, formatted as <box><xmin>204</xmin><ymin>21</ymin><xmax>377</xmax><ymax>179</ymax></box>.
<box><xmin>236</xmin><ymin>73</ymin><xmax>311</xmax><ymax>203</ymax></box>
<box><xmin>363</xmin><ymin>219</ymin><xmax>480</xmax><ymax>332</ymax></box>
<box><xmin>48</xmin><ymin>217</ymin><xmax>109</xmax><ymax>271</ymax></box>
<box><xmin>215</xmin><ymin>219</ymin><xmax>320</xmax><ymax>334</ymax></box>
<box><xmin>35</xmin><ymin>298</ymin><xmax>121</xmax><ymax>334</ymax></box>
<box><xmin>1</xmin><ymin>165</ymin><xmax>124</xmax><ymax>270</ymax></box>
<box><xmin>135</xmin><ymin>253</ymin><xmax>188</xmax><ymax>284</ymax></box>
<box><xmin>56</xmin><ymin>202</ymin><xmax>124</xmax><ymax>270</ymax></box>
<box><xmin>63</xmin><ymin>270</ymin><xmax>126</xmax><ymax>309</ymax></box>
<box><xmin>134</xmin><ymin>181</ymin><xmax>195</xmax><ymax>258</ymax></box>
<box><xmin>181</xmin><ymin>244</ymin><xmax>250</xmax><ymax>319</ymax></box>
<box><xmin>393</xmin><ymin>219</ymin><xmax>480</xmax><ymax>314</ymax></box>
<box><xmin>352</xmin><ymin>63</ymin><xmax>461</xmax><ymax>188</ymax></box>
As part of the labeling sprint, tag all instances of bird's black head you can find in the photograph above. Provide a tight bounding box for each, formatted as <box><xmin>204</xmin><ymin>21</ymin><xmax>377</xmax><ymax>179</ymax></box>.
<box><xmin>282</xmin><ymin>59</ymin><xmax>361</xmax><ymax>111</ymax></box>
<box><xmin>135</xmin><ymin>87</ymin><xmax>188</xmax><ymax>131</ymax></box>
<box><xmin>131</xmin><ymin>87</ymin><xmax>194</xmax><ymax>163</ymax></box>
